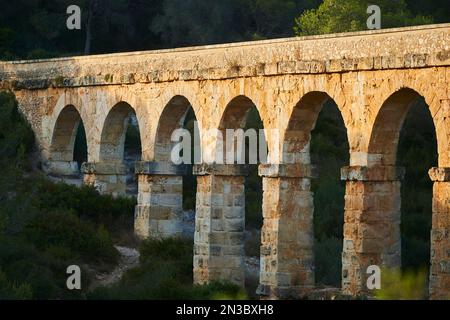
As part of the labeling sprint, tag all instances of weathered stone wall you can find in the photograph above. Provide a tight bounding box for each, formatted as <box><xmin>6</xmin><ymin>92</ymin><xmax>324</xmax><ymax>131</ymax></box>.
<box><xmin>193</xmin><ymin>165</ymin><xmax>247</xmax><ymax>286</ymax></box>
<box><xmin>258</xmin><ymin>175</ymin><xmax>315</xmax><ymax>299</ymax></box>
<box><xmin>135</xmin><ymin>175</ymin><xmax>183</xmax><ymax>239</ymax></box>
<box><xmin>341</xmin><ymin>166</ymin><xmax>404</xmax><ymax>296</ymax></box>
<box><xmin>0</xmin><ymin>24</ymin><xmax>449</xmax><ymax>299</ymax></box>
<box><xmin>82</xmin><ymin>162</ymin><xmax>127</xmax><ymax>196</ymax></box>
<box><xmin>1</xmin><ymin>24</ymin><xmax>448</xmax><ymax>90</ymax></box>
<box><xmin>134</xmin><ymin>161</ymin><xmax>188</xmax><ymax>238</ymax></box>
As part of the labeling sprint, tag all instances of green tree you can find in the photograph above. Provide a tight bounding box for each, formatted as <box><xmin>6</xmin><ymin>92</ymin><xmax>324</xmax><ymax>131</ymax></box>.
<box><xmin>294</xmin><ymin>0</ymin><xmax>433</xmax><ymax>36</ymax></box>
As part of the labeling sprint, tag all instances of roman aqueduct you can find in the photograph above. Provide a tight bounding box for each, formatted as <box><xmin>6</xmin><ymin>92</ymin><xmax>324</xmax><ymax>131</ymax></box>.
<box><xmin>0</xmin><ymin>23</ymin><xmax>449</xmax><ymax>299</ymax></box>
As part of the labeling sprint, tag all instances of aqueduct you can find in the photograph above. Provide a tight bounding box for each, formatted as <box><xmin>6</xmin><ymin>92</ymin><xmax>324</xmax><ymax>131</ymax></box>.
<box><xmin>0</xmin><ymin>23</ymin><xmax>449</xmax><ymax>299</ymax></box>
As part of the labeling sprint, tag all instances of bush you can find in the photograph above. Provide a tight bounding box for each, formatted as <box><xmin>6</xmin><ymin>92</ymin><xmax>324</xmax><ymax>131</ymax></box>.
<box><xmin>375</xmin><ymin>268</ymin><xmax>428</xmax><ymax>300</ymax></box>
<box><xmin>244</xmin><ymin>229</ymin><xmax>260</xmax><ymax>257</ymax></box>
<box><xmin>0</xmin><ymin>269</ymin><xmax>33</xmax><ymax>299</ymax></box>
<box><xmin>23</xmin><ymin>210</ymin><xmax>118</xmax><ymax>265</ymax></box>
<box><xmin>33</xmin><ymin>178</ymin><xmax>136</xmax><ymax>235</ymax></box>
<box><xmin>0</xmin><ymin>237</ymin><xmax>91</xmax><ymax>299</ymax></box>
<box><xmin>245</xmin><ymin>165</ymin><xmax>263</xmax><ymax>229</ymax></box>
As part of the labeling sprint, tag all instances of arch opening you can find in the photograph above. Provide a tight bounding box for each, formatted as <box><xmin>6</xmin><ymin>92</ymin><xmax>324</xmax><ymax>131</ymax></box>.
<box><xmin>369</xmin><ymin>88</ymin><xmax>437</xmax><ymax>297</ymax></box>
<box><xmin>218</xmin><ymin>95</ymin><xmax>267</xmax><ymax>298</ymax></box>
<box><xmin>310</xmin><ymin>100</ymin><xmax>349</xmax><ymax>288</ymax></box>
<box><xmin>100</xmin><ymin>102</ymin><xmax>142</xmax><ymax>196</ymax></box>
<box><xmin>286</xmin><ymin>92</ymin><xmax>349</xmax><ymax>290</ymax></box>
<box><xmin>154</xmin><ymin>96</ymin><xmax>200</xmax><ymax>237</ymax></box>
<box><xmin>48</xmin><ymin>105</ymin><xmax>87</xmax><ymax>180</ymax></box>
<box><xmin>73</xmin><ymin>122</ymin><xmax>87</xmax><ymax>170</ymax></box>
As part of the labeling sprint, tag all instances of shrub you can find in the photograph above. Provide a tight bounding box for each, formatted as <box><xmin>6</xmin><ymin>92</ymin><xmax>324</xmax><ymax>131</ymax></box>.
<box><xmin>23</xmin><ymin>210</ymin><xmax>118</xmax><ymax>265</ymax></box>
<box><xmin>33</xmin><ymin>178</ymin><xmax>136</xmax><ymax>235</ymax></box>
<box><xmin>0</xmin><ymin>269</ymin><xmax>33</xmax><ymax>299</ymax></box>
<box><xmin>0</xmin><ymin>237</ymin><xmax>90</xmax><ymax>299</ymax></box>
<box><xmin>375</xmin><ymin>268</ymin><xmax>428</xmax><ymax>300</ymax></box>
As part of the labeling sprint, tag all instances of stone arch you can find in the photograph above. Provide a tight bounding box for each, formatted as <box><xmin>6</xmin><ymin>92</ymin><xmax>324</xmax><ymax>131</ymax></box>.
<box><xmin>277</xmin><ymin>90</ymin><xmax>349</xmax><ymax>291</ymax></box>
<box><xmin>45</xmin><ymin>104</ymin><xmax>87</xmax><ymax>177</ymax></box>
<box><xmin>367</xmin><ymin>88</ymin><xmax>431</xmax><ymax>166</ymax></box>
<box><xmin>49</xmin><ymin>104</ymin><xmax>83</xmax><ymax>162</ymax></box>
<box><xmin>217</xmin><ymin>95</ymin><xmax>268</xmax><ymax>164</ymax></box>
<box><xmin>220</xmin><ymin>95</ymin><xmax>257</xmax><ymax>130</ymax></box>
<box><xmin>154</xmin><ymin>95</ymin><xmax>199</xmax><ymax>162</ymax></box>
<box><xmin>85</xmin><ymin>100</ymin><xmax>141</xmax><ymax>196</ymax></box>
<box><xmin>99</xmin><ymin>101</ymin><xmax>140</xmax><ymax>163</ymax></box>
<box><xmin>341</xmin><ymin>86</ymin><xmax>438</xmax><ymax>296</ymax></box>
<box><xmin>282</xmin><ymin>91</ymin><xmax>337</xmax><ymax>165</ymax></box>
<box><xmin>134</xmin><ymin>95</ymin><xmax>200</xmax><ymax>239</ymax></box>
<box><xmin>44</xmin><ymin>92</ymin><xmax>89</xmax><ymax>159</ymax></box>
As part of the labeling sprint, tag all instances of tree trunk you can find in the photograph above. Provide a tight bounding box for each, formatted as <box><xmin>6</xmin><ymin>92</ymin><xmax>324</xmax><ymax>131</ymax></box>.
<box><xmin>84</xmin><ymin>1</ymin><xmax>95</xmax><ymax>55</ymax></box>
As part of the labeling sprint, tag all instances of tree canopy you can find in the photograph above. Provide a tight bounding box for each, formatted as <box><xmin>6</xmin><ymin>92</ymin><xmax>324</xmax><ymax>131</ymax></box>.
<box><xmin>0</xmin><ymin>0</ymin><xmax>447</xmax><ymax>60</ymax></box>
<box><xmin>294</xmin><ymin>0</ymin><xmax>434</xmax><ymax>36</ymax></box>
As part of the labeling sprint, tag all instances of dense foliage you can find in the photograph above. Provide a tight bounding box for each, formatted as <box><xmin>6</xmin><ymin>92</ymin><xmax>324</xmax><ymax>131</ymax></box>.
<box><xmin>1</xmin><ymin>1</ymin><xmax>447</xmax><ymax>59</ymax></box>
<box><xmin>294</xmin><ymin>0</ymin><xmax>434</xmax><ymax>36</ymax></box>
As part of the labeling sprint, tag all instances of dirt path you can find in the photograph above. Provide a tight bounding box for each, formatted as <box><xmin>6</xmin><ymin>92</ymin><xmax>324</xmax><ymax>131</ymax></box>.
<box><xmin>89</xmin><ymin>246</ymin><xmax>140</xmax><ymax>291</ymax></box>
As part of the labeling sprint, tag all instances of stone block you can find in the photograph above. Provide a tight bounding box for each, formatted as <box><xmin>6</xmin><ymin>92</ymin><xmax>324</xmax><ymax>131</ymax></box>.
<box><xmin>429</xmin><ymin>167</ymin><xmax>450</xmax><ymax>182</ymax></box>
<box><xmin>135</xmin><ymin>161</ymin><xmax>188</xmax><ymax>175</ymax></box>
<box><xmin>193</xmin><ymin>163</ymin><xmax>249</xmax><ymax>176</ymax></box>
<box><xmin>341</xmin><ymin>166</ymin><xmax>405</xmax><ymax>181</ymax></box>
<box><xmin>81</xmin><ymin>162</ymin><xmax>127</xmax><ymax>175</ymax></box>
<box><xmin>258</xmin><ymin>163</ymin><xmax>318</xmax><ymax>178</ymax></box>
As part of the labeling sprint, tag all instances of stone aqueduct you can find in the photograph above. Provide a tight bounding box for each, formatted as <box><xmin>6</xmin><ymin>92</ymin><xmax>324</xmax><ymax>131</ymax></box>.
<box><xmin>0</xmin><ymin>24</ymin><xmax>449</xmax><ymax>299</ymax></box>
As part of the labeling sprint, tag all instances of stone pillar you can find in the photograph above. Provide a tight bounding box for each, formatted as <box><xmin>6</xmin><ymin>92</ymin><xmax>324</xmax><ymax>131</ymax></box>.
<box><xmin>134</xmin><ymin>161</ymin><xmax>187</xmax><ymax>239</ymax></box>
<box><xmin>341</xmin><ymin>165</ymin><xmax>404</xmax><ymax>296</ymax></box>
<box><xmin>257</xmin><ymin>164</ymin><xmax>317</xmax><ymax>299</ymax></box>
<box><xmin>193</xmin><ymin>164</ymin><xmax>248</xmax><ymax>287</ymax></box>
<box><xmin>428</xmin><ymin>167</ymin><xmax>450</xmax><ymax>300</ymax></box>
<box><xmin>81</xmin><ymin>162</ymin><xmax>127</xmax><ymax>197</ymax></box>
<box><xmin>44</xmin><ymin>160</ymin><xmax>80</xmax><ymax>177</ymax></box>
